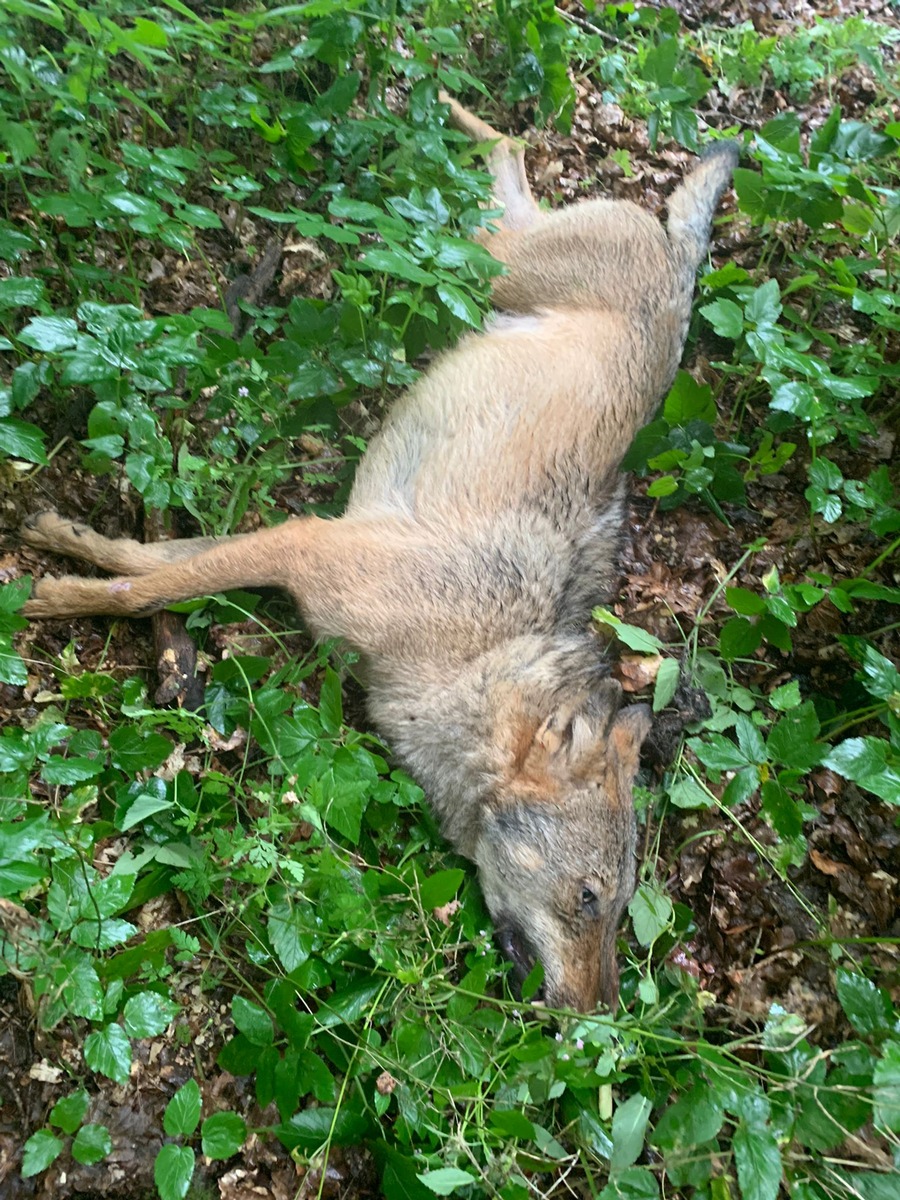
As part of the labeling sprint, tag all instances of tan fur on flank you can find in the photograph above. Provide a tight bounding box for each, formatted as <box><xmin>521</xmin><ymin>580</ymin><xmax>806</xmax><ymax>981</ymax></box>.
<box><xmin>20</xmin><ymin>95</ymin><xmax>736</xmax><ymax>1011</ymax></box>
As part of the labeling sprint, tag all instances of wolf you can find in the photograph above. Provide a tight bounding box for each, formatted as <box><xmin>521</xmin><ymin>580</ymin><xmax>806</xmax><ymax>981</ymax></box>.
<box><xmin>19</xmin><ymin>95</ymin><xmax>736</xmax><ymax>1011</ymax></box>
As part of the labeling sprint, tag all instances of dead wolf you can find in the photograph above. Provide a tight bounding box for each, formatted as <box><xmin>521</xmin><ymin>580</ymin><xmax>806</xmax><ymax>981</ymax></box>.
<box><xmin>19</xmin><ymin>96</ymin><xmax>736</xmax><ymax>1011</ymax></box>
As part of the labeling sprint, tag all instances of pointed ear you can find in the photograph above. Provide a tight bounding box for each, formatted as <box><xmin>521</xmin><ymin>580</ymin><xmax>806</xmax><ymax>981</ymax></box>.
<box><xmin>609</xmin><ymin>704</ymin><xmax>652</xmax><ymax>781</ymax></box>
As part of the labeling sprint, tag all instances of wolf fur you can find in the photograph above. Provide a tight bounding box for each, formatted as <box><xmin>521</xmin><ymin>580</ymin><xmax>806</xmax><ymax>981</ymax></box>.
<box><xmin>20</xmin><ymin>95</ymin><xmax>737</xmax><ymax>1011</ymax></box>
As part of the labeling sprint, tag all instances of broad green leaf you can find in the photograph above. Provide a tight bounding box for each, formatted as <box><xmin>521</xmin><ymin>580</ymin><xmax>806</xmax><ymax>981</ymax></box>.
<box><xmin>726</xmin><ymin>586</ymin><xmax>766</xmax><ymax>616</ymax></box>
<box><xmin>733</xmin><ymin>1120</ymin><xmax>782</xmax><ymax>1200</ymax></box>
<box><xmin>124</xmin><ymin>991</ymin><xmax>179</xmax><ymax>1038</ymax></box>
<box><xmin>719</xmin><ymin>616</ymin><xmax>761</xmax><ymax>662</ymax></box>
<box><xmin>72</xmin><ymin>1123</ymin><xmax>112</xmax><ymax>1166</ymax></box>
<box><xmin>768</xmin><ymin>681</ymin><xmax>800</xmax><ymax>711</ymax></box>
<box><xmin>688</xmin><ymin>733</ymin><xmax>750</xmax><ymax>773</ymax></box>
<box><xmin>652</xmin><ymin>1080</ymin><xmax>725</xmax><ymax>1148</ymax></box>
<box><xmin>598</xmin><ymin>1166</ymin><xmax>660</xmax><ymax>1200</ymax></box>
<box><xmin>610</xmin><ymin>1092</ymin><xmax>653</xmax><ymax>1170</ymax></box>
<box><xmin>70</xmin><ymin>917</ymin><xmax>137</xmax><ymax>950</ymax></box>
<box><xmin>268</xmin><ymin>898</ymin><xmax>315</xmax><ymax>974</ymax></box>
<box><xmin>873</xmin><ymin>1040</ymin><xmax>900</xmax><ymax>1133</ymax></box>
<box><xmin>60</xmin><ymin>954</ymin><xmax>105</xmax><ymax>1021</ymax></box>
<box><xmin>275</xmin><ymin>1105</ymin><xmax>368</xmax><ymax>1151</ymax></box>
<box><xmin>21</xmin><ymin>1129</ymin><xmax>65</xmax><ymax>1177</ymax></box>
<box><xmin>667</xmin><ymin>776</ymin><xmax>711</xmax><ymax>809</ymax></box>
<box><xmin>417</xmin><ymin>1169</ymin><xmax>478</xmax><ymax>1196</ymax></box>
<box><xmin>437</xmin><ymin>282</ymin><xmax>481</xmax><ymax>325</ymax></box>
<box><xmin>0</xmin><ymin>277</ymin><xmax>44</xmax><ymax>308</ymax></box>
<box><xmin>0</xmin><ymin>417</ymin><xmax>48</xmax><ymax>464</ymax></box>
<box><xmin>360</xmin><ymin>248</ymin><xmax>437</xmax><ymax>285</ymax></box>
<box><xmin>84</xmin><ymin>1022</ymin><xmax>132</xmax><ymax>1084</ymax></box>
<box><xmin>419</xmin><ymin>868</ymin><xmax>465</xmax><ymax>911</ymax></box>
<box><xmin>201</xmin><ymin>1111</ymin><xmax>247</xmax><ymax>1160</ymax></box>
<box><xmin>823</xmin><ymin>737</ymin><xmax>900</xmax><ymax>805</ymax></box>
<box><xmin>50</xmin><ymin>1089</ymin><xmax>90</xmax><ymax>1134</ymax></box>
<box><xmin>164</xmin><ymin>1079</ymin><xmax>202</xmax><ymax>1137</ymax></box>
<box><xmin>593</xmin><ymin>608</ymin><xmax>664</xmax><ymax>653</ymax></box>
<box><xmin>86</xmin><ymin>872</ymin><xmax>136</xmax><ymax>919</ymax></box>
<box><xmin>700</xmin><ymin>298</ymin><xmax>743</xmax><ymax>339</ymax></box>
<box><xmin>836</xmin><ymin>970</ymin><xmax>894</xmax><ymax>1036</ymax></box>
<box><xmin>628</xmin><ymin>883</ymin><xmax>673</xmax><ymax>948</ymax></box>
<box><xmin>109</xmin><ymin>727</ymin><xmax>173</xmax><ymax>775</ymax></box>
<box><xmin>232</xmin><ymin>996</ymin><xmax>274</xmax><ymax>1046</ymax></box>
<box><xmin>117</xmin><ymin>783</ymin><xmax>174</xmax><ymax>831</ymax></box>
<box><xmin>154</xmin><ymin>1144</ymin><xmax>195</xmax><ymax>1200</ymax></box>
<box><xmin>652</xmin><ymin>658</ymin><xmax>680</xmax><ymax>713</ymax></box>
<box><xmin>17</xmin><ymin>316</ymin><xmax>78</xmax><ymax>352</ymax></box>
<box><xmin>318</xmin><ymin>667</ymin><xmax>343</xmax><ymax>735</ymax></box>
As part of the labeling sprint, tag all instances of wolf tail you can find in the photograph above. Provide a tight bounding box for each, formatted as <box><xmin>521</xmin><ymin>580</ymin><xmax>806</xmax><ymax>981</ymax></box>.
<box><xmin>666</xmin><ymin>141</ymin><xmax>739</xmax><ymax>286</ymax></box>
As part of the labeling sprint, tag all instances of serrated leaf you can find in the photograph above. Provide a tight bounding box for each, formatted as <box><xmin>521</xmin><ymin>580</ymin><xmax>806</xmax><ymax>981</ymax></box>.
<box><xmin>837</xmin><ymin>970</ymin><xmax>894</xmax><ymax>1036</ymax></box>
<box><xmin>164</xmin><ymin>1079</ymin><xmax>202</xmax><ymax>1137</ymax></box>
<box><xmin>21</xmin><ymin>1129</ymin><xmax>65</xmax><ymax>1177</ymax></box>
<box><xmin>201</xmin><ymin>1111</ymin><xmax>248</xmax><ymax>1159</ymax></box>
<box><xmin>50</xmin><ymin>1088</ymin><xmax>90</xmax><ymax>1134</ymax></box>
<box><xmin>84</xmin><ymin>1022</ymin><xmax>132</xmax><ymax>1084</ymax></box>
<box><xmin>154</xmin><ymin>1143</ymin><xmax>195</xmax><ymax>1200</ymax></box>
<box><xmin>61</xmin><ymin>954</ymin><xmax>105</xmax><ymax>1021</ymax></box>
<box><xmin>124</xmin><ymin>991</ymin><xmax>179</xmax><ymax>1038</ymax></box>
<box><xmin>769</xmin><ymin>681</ymin><xmax>800</xmax><ymax>711</ymax></box>
<box><xmin>71</xmin><ymin>917</ymin><xmax>137</xmax><ymax>950</ymax></box>
<box><xmin>873</xmin><ymin>1040</ymin><xmax>900</xmax><ymax>1133</ymax></box>
<box><xmin>268</xmin><ymin>898</ymin><xmax>315</xmax><ymax>974</ymax></box>
<box><xmin>700</xmin><ymin>297</ymin><xmax>744</xmax><ymax>339</ymax></box>
<box><xmin>719</xmin><ymin>616</ymin><xmax>761</xmax><ymax>662</ymax></box>
<box><xmin>726</xmin><ymin>586</ymin><xmax>766</xmax><ymax>616</ymax></box>
<box><xmin>733</xmin><ymin>1120</ymin><xmax>782</xmax><ymax>1200</ymax></box>
<box><xmin>72</xmin><ymin>1123</ymin><xmax>112</xmax><ymax>1166</ymax></box>
<box><xmin>108</xmin><ymin>727</ymin><xmax>172</xmax><ymax>774</ymax></box>
<box><xmin>667</xmin><ymin>776</ymin><xmax>711</xmax><ymax>809</ymax></box>
<box><xmin>232</xmin><ymin>996</ymin><xmax>274</xmax><ymax>1046</ymax></box>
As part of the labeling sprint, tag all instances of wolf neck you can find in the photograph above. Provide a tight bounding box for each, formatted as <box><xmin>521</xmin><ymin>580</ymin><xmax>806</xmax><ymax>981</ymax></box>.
<box><xmin>366</xmin><ymin>632</ymin><xmax>606</xmax><ymax>858</ymax></box>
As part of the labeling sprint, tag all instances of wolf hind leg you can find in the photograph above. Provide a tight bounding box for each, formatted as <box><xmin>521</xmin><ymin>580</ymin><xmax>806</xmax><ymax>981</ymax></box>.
<box><xmin>440</xmin><ymin>92</ymin><xmax>540</xmax><ymax>233</ymax></box>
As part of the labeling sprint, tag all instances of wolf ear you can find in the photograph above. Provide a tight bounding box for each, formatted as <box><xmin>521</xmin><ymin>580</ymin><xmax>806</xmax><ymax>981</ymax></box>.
<box><xmin>533</xmin><ymin>677</ymin><xmax>623</xmax><ymax>758</ymax></box>
<box><xmin>498</xmin><ymin>680</ymin><xmax>647</xmax><ymax>802</ymax></box>
<box><xmin>609</xmin><ymin>704</ymin><xmax>652</xmax><ymax>782</ymax></box>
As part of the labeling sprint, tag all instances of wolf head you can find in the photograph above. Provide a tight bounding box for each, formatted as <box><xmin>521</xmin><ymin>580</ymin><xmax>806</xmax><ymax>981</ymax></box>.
<box><xmin>373</xmin><ymin>636</ymin><xmax>651</xmax><ymax>1013</ymax></box>
<box><xmin>473</xmin><ymin>676</ymin><xmax>650</xmax><ymax>1011</ymax></box>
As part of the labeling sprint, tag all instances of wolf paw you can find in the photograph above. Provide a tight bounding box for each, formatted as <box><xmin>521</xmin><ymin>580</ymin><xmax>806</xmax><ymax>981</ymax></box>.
<box><xmin>21</xmin><ymin>511</ymin><xmax>90</xmax><ymax>553</ymax></box>
<box><xmin>21</xmin><ymin>574</ymin><xmax>62</xmax><ymax>619</ymax></box>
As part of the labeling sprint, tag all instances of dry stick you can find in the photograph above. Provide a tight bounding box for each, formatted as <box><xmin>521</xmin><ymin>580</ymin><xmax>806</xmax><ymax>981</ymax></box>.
<box><xmin>224</xmin><ymin>236</ymin><xmax>284</xmax><ymax>337</ymax></box>
<box><xmin>144</xmin><ymin>509</ymin><xmax>206</xmax><ymax>710</ymax></box>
